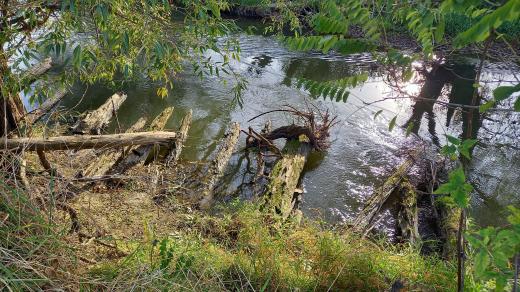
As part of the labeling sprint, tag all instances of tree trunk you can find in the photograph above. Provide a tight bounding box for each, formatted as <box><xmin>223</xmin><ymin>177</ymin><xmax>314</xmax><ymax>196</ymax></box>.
<box><xmin>0</xmin><ymin>49</ymin><xmax>25</xmax><ymax>138</ymax></box>
<box><xmin>260</xmin><ymin>138</ymin><xmax>311</xmax><ymax>221</ymax></box>
<box><xmin>0</xmin><ymin>131</ymin><xmax>177</xmax><ymax>151</ymax></box>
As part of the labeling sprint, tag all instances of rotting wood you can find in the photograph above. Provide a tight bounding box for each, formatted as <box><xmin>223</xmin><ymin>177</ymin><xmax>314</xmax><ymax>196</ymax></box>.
<box><xmin>260</xmin><ymin>137</ymin><xmax>311</xmax><ymax>221</ymax></box>
<box><xmin>25</xmin><ymin>87</ymin><xmax>68</xmax><ymax>125</ymax></box>
<box><xmin>395</xmin><ymin>178</ymin><xmax>420</xmax><ymax>244</ymax></box>
<box><xmin>107</xmin><ymin>107</ymin><xmax>174</xmax><ymax>176</ymax></box>
<box><xmin>352</xmin><ymin>150</ymin><xmax>420</xmax><ymax>233</ymax></box>
<box><xmin>70</xmin><ymin>93</ymin><xmax>127</xmax><ymax>134</ymax></box>
<box><xmin>81</xmin><ymin>117</ymin><xmax>147</xmax><ymax>177</ymax></box>
<box><xmin>22</xmin><ymin>57</ymin><xmax>52</xmax><ymax>83</ymax></box>
<box><xmin>165</xmin><ymin>109</ymin><xmax>192</xmax><ymax>165</ymax></box>
<box><xmin>0</xmin><ymin>131</ymin><xmax>177</xmax><ymax>151</ymax></box>
<box><xmin>438</xmin><ymin>200</ymin><xmax>460</xmax><ymax>259</ymax></box>
<box><xmin>198</xmin><ymin>122</ymin><xmax>241</xmax><ymax>209</ymax></box>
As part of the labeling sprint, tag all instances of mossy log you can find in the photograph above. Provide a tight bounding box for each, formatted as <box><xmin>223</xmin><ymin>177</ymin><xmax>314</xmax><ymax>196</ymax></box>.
<box><xmin>261</xmin><ymin>138</ymin><xmax>311</xmax><ymax>221</ymax></box>
<box><xmin>0</xmin><ymin>131</ymin><xmax>177</xmax><ymax>151</ymax></box>
<box><xmin>395</xmin><ymin>178</ymin><xmax>420</xmax><ymax>244</ymax></box>
<box><xmin>438</xmin><ymin>201</ymin><xmax>460</xmax><ymax>259</ymax></box>
<box><xmin>107</xmin><ymin>107</ymin><xmax>174</xmax><ymax>175</ymax></box>
<box><xmin>352</xmin><ymin>153</ymin><xmax>418</xmax><ymax>232</ymax></box>
<box><xmin>70</xmin><ymin>93</ymin><xmax>127</xmax><ymax>134</ymax></box>
<box><xmin>198</xmin><ymin>122</ymin><xmax>241</xmax><ymax>209</ymax></box>
<box><xmin>81</xmin><ymin>117</ymin><xmax>147</xmax><ymax>177</ymax></box>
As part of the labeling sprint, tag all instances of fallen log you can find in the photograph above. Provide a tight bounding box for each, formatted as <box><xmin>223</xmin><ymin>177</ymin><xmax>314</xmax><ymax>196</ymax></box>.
<box><xmin>70</xmin><ymin>93</ymin><xmax>127</xmax><ymax>134</ymax></box>
<box><xmin>25</xmin><ymin>87</ymin><xmax>68</xmax><ymax>125</ymax></box>
<box><xmin>107</xmin><ymin>107</ymin><xmax>174</xmax><ymax>175</ymax></box>
<box><xmin>165</xmin><ymin>109</ymin><xmax>192</xmax><ymax>165</ymax></box>
<box><xmin>81</xmin><ymin>117</ymin><xmax>147</xmax><ymax>177</ymax></box>
<box><xmin>260</xmin><ymin>137</ymin><xmax>311</xmax><ymax>220</ymax></box>
<box><xmin>352</xmin><ymin>151</ymin><xmax>419</xmax><ymax>233</ymax></box>
<box><xmin>0</xmin><ymin>131</ymin><xmax>177</xmax><ymax>151</ymax></box>
<box><xmin>22</xmin><ymin>57</ymin><xmax>52</xmax><ymax>83</ymax></box>
<box><xmin>198</xmin><ymin>122</ymin><xmax>241</xmax><ymax>209</ymax></box>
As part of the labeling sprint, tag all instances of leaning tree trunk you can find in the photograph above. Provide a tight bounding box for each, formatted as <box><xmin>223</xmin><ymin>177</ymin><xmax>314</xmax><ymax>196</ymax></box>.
<box><xmin>261</xmin><ymin>138</ymin><xmax>312</xmax><ymax>221</ymax></box>
<box><xmin>0</xmin><ymin>50</ymin><xmax>25</xmax><ymax>138</ymax></box>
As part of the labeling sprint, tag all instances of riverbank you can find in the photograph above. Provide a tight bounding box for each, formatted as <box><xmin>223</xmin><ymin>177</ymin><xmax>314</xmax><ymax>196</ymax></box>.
<box><xmin>1</xmin><ymin>178</ymin><xmax>456</xmax><ymax>291</ymax></box>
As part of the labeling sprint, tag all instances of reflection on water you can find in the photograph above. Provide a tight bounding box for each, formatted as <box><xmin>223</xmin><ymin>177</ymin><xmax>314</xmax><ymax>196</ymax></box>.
<box><xmin>58</xmin><ymin>32</ymin><xmax>520</xmax><ymax>229</ymax></box>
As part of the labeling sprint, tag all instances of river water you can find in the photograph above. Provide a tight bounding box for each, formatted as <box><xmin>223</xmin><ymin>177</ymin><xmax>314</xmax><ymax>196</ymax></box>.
<box><xmin>57</xmin><ymin>32</ymin><xmax>520</xmax><ymax>230</ymax></box>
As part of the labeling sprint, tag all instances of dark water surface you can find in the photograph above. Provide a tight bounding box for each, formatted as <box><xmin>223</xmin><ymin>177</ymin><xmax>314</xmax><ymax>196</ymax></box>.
<box><xmin>57</xmin><ymin>32</ymin><xmax>520</xmax><ymax>231</ymax></box>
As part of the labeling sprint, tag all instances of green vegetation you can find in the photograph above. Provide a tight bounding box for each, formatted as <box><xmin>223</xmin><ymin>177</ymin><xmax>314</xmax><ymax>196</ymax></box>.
<box><xmin>2</xmin><ymin>0</ymin><xmax>520</xmax><ymax>291</ymax></box>
<box><xmin>1</xmin><ymin>187</ymin><xmax>455</xmax><ymax>291</ymax></box>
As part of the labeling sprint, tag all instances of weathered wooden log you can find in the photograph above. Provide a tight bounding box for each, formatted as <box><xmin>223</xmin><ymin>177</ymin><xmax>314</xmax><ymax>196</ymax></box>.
<box><xmin>198</xmin><ymin>122</ymin><xmax>241</xmax><ymax>209</ymax></box>
<box><xmin>81</xmin><ymin>117</ymin><xmax>147</xmax><ymax>177</ymax></box>
<box><xmin>352</xmin><ymin>151</ymin><xmax>419</xmax><ymax>232</ymax></box>
<box><xmin>25</xmin><ymin>87</ymin><xmax>68</xmax><ymax>125</ymax></box>
<box><xmin>107</xmin><ymin>107</ymin><xmax>174</xmax><ymax>175</ymax></box>
<box><xmin>70</xmin><ymin>93</ymin><xmax>127</xmax><ymax>134</ymax></box>
<box><xmin>22</xmin><ymin>57</ymin><xmax>52</xmax><ymax>82</ymax></box>
<box><xmin>0</xmin><ymin>131</ymin><xmax>177</xmax><ymax>151</ymax></box>
<box><xmin>260</xmin><ymin>137</ymin><xmax>311</xmax><ymax>220</ymax></box>
<box><xmin>165</xmin><ymin>110</ymin><xmax>192</xmax><ymax>165</ymax></box>
<box><xmin>395</xmin><ymin>178</ymin><xmax>420</xmax><ymax>244</ymax></box>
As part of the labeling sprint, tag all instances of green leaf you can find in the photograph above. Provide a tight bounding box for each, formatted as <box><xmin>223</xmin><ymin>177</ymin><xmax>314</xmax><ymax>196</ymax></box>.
<box><xmin>405</xmin><ymin>122</ymin><xmax>414</xmax><ymax>137</ymax></box>
<box><xmin>493</xmin><ymin>84</ymin><xmax>520</xmax><ymax>101</ymax></box>
<box><xmin>388</xmin><ymin>116</ymin><xmax>397</xmax><ymax>131</ymax></box>
<box><xmin>515</xmin><ymin>97</ymin><xmax>520</xmax><ymax>111</ymax></box>
<box><xmin>475</xmin><ymin>250</ymin><xmax>490</xmax><ymax>277</ymax></box>
<box><xmin>446</xmin><ymin>134</ymin><xmax>461</xmax><ymax>145</ymax></box>
<box><xmin>373</xmin><ymin>110</ymin><xmax>383</xmax><ymax>120</ymax></box>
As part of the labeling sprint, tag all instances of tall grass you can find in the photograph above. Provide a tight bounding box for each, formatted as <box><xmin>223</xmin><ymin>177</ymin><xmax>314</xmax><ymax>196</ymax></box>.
<box><xmin>86</xmin><ymin>201</ymin><xmax>457</xmax><ymax>291</ymax></box>
<box><xmin>1</xmin><ymin>179</ymin><xmax>457</xmax><ymax>291</ymax></box>
<box><xmin>0</xmin><ymin>179</ymin><xmax>81</xmax><ymax>291</ymax></box>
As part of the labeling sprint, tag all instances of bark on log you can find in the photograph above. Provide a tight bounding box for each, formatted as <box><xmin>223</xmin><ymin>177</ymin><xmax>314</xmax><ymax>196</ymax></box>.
<box><xmin>22</xmin><ymin>58</ymin><xmax>52</xmax><ymax>83</ymax></box>
<box><xmin>24</xmin><ymin>87</ymin><xmax>67</xmax><ymax>125</ymax></box>
<box><xmin>82</xmin><ymin>117</ymin><xmax>147</xmax><ymax>177</ymax></box>
<box><xmin>165</xmin><ymin>110</ymin><xmax>192</xmax><ymax>165</ymax></box>
<box><xmin>352</xmin><ymin>152</ymin><xmax>419</xmax><ymax>232</ymax></box>
<box><xmin>260</xmin><ymin>138</ymin><xmax>311</xmax><ymax>220</ymax></box>
<box><xmin>198</xmin><ymin>122</ymin><xmax>241</xmax><ymax>209</ymax></box>
<box><xmin>70</xmin><ymin>93</ymin><xmax>127</xmax><ymax>134</ymax></box>
<box><xmin>107</xmin><ymin>107</ymin><xmax>174</xmax><ymax>176</ymax></box>
<box><xmin>0</xmin><ymin>131</ymin><xmax>177</xmax><ymax>151</ymax></box>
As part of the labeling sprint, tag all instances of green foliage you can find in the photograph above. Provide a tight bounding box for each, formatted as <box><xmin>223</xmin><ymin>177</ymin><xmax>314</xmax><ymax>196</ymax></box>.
<box><xmin>441</xmin><ymin>135</ymin><xmax>477</xmax><ymax>160</ymax></box>
<box><xmin>1</xmin><ymin>0</ymin><xmax>241</xmax><ymax>104</ymax></box>
<box><xmin>393</xmin><ymin>6</ymin><xmax>445</xmax><ymax>56</ymax></box>
<box><xmin>467</xmin><ymin>206</ymin><xmax>520</xmax><ymax>291</ymax></box>
<box><xmin>282</xmin><ymin>0</ymin><xmax>379</xmax><ymax>56</ymax></box>
<box><xmin>295</xmin><ymin>73</ymin><xmax>368</xmax><ymax>102</ymax></box>
<box><xmin>451</xmin><ymin>0</ymin><xmax>520</xmax><ymax>48</ymax></box>
<box><xmin>481</xmin><ymin>83</ymin><xmax>520</xmax><ymax>112</ymax></box>
<box><xmin>434</xmin><ymin>167</ymin><xmax>473</xmax><ymax>208</ymax></box>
